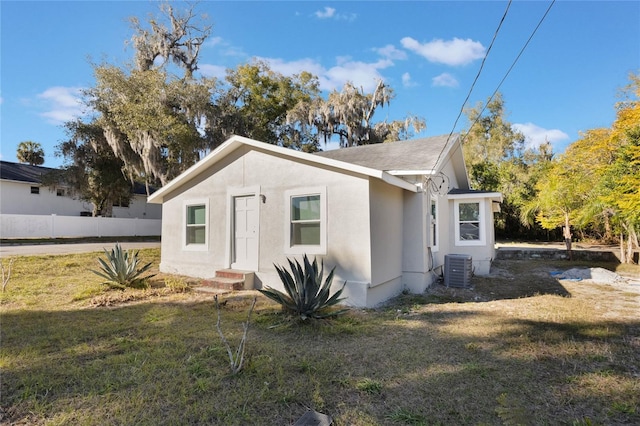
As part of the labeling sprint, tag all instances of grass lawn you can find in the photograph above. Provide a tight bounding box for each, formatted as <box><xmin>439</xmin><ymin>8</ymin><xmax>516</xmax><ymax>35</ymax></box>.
<box><xmin>1</xmin><ymin>250</ymin><xmax>639</xmax><ymax>425</ymax></box>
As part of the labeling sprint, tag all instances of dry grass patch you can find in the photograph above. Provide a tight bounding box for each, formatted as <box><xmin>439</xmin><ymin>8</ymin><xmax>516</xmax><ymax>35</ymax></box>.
<box><xmin>1</xmin><ymin>253</ymin><xmax>638</xmax><ymax>425</ymax></box>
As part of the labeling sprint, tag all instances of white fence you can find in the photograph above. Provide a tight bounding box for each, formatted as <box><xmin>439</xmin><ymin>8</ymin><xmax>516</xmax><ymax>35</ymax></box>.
<box><xmin>0</xmin><ymin>214</ymin><xmax>161</xmax><ymax>239</ymax></box>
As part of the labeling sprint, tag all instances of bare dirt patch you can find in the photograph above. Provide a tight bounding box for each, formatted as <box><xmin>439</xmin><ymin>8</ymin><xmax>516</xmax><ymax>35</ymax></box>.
<box><xmin>420</xmin><ymin>259</ymin><xmax>640</xmax><ymax>321</ymax></box>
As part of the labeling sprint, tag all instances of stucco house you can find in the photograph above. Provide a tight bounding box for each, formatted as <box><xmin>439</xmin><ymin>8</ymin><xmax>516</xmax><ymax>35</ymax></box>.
<box><xmin>148</xmin><ymin>134</ymin><xmax>502</xmax><ymax>307</ymax></box>
<box><xmin>0</xmin><ymin>160</ymin><xmax>162</xmax><ymax>219</ymax></box>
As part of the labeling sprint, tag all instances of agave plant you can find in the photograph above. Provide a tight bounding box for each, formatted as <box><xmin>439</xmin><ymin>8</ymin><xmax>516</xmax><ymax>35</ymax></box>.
<box><xmin>91</xmin><ymin>243</ymin><xmax>155</xmax><ymax>290</ymax></box>
<box><xmin>259</xmin><ymin>255</ymin><xmax>348</xmax><ymax>320</ymax></box>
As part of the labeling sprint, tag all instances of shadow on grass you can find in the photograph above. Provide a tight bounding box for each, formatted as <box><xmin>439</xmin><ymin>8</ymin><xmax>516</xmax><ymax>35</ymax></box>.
<box><xmin>2</xmin><ymin>294</ymin><xmax>639</xmax><ymax>425</ymax></box>
<box><xmin>390</xmin><ymin>272</ymin><xmax>571</xmax><ymax>308</ymax></box>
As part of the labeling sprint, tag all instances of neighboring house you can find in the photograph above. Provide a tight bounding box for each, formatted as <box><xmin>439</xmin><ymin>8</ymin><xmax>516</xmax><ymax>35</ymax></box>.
<box><xmin>148</xmin><ymin>134</ymin><xmax>502</xmax><ymax>307</ymax></box>
<box><xmin>0</xmin><ymin>160</ymin><xmax>161</xmax><ymax>219</ymax></box>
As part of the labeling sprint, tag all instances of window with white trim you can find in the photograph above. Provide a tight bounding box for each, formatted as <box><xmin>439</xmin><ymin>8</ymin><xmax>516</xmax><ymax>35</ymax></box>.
<box><xmin>454</xmin><ymin>200</ymin><xmax>485</xmax><ymax>245</ymax></box>
<box><xmin>291</xmin><ymin>195</ymin><xmax>320</xmax><ymax>245</ymax></box>
<box><xmin>429</xmin><ymin>199</ymin><xmax>439</xmax><ymax>251</ymax></box>
<box><xmin>285</xmin><ymin>187</ymin><xmax>326</xmax><ymax>255</ymax></box>
<box><xmin>184</xmin><ymin>200</ymin><xmax>208</xmax><ymax>249</ymax></box>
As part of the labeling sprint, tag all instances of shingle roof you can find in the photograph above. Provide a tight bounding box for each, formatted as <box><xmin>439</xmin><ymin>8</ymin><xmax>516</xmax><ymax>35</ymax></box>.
<box><xmin>0</xmin><ymin>160</ymin><xmax>153</xmax><ymax>195</ymax></box>
<box><xmin>314</xmin><ymin>134</ymin><xmax>456</xmax><ymax>172</ymax></box>
<box><xmin>0</xmin><ymin>160</ymin><xmax>56</xmax><ymax>184</ymax></box>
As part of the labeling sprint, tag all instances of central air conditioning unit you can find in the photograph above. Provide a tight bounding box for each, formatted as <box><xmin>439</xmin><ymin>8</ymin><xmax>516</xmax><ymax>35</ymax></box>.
<box><xmin>444</xmin><ymin>254</ymin><xmax>472</xmax><ymax>288</ymax></box>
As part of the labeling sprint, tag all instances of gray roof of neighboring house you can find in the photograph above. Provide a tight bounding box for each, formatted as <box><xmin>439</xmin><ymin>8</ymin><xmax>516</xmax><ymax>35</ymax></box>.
<box><xmin>0</xmin><ymin>160</ymin><xmax>153</xmax><ymax>195</ymax></box>
<box><xmin>314</xmin><ymin>134</ymin><xmax>456</xmax><ymax>172</ymax></box>
<box><xmin>0</xmin><ymin>160</ymin><xmax>56</xmax><ymax>184</ymax></box>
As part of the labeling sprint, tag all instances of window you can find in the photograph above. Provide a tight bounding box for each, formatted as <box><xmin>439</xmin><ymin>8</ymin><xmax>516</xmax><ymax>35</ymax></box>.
<box><xmin>458</xmin><ymin>202</ymin><xmax>480</xmax><ymax>240</ymax></box>
<box><xmin>184</xmin><ymin>200</ymin><xmax>208</xmax><ymax>249</ymax></box>
<box><xmin>113</xmin><ymin>198</ymin><xmax>130</xmax><ymax>208</ymax></box>
<box><xmin>30</xmin><ymin>186</ymin><xmax>40</xmax><ymax>194</ymax></box>
<box><xmin>291</xmin><ymin>195</ymin><xmax>321</xmax><ymax>245</ymax></box>
<box><xmin>454</xmin><ymin>200</ymin><xmax>485</xmax><ymax>246</ymax></box>
<box><xmin>429</xmin><ymin>199</ymin><xmax>438</xmax><ymax>250</ymax></box>
<box><xmin>56</xmin><ymin>188</ymin><xmax>65</xmax><ymax>197</ymax></box>
<box><xmin>285</xmin><ymin>187</ymin><xmax>326</xmax><ymax>255</ymax></box>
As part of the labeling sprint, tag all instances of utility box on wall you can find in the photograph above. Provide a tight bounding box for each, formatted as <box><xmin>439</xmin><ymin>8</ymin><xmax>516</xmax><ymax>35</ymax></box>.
<box><xmin>444</xmin><ymin>254</ymin><xmax>472</xmax><ymax>288</ymax></box>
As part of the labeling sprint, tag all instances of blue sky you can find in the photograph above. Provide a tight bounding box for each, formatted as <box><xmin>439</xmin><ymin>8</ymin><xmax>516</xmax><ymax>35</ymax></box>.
<box><xmin>1</xmin><ymin>1</ymin><xmax>638</xmax><ymax>168</ymax></box>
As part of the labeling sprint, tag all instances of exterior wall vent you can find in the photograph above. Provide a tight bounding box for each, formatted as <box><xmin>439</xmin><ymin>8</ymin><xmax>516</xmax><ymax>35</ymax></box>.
<box><xmin>444</xmin><ymin>254</ymin><xmax>472</xmax><ymax>288</ymax></box>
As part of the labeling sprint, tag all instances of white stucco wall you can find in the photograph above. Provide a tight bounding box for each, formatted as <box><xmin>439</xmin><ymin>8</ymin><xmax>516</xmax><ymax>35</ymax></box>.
<box><xmin>0</xmin><ymin>181</ymin><xmax>92</xmax><ymax>216</ymax></box>
<box><xmin>113</xmin><ymin>194</ymin><xmax>162</xmax><ymax>220</ymax></box>
<box><xmin>0</xmin><ymin>180</ymin><xmax>162</xmax><ymax>219</ymax></box>
<box><xmin>401</xmin><ymin>190</ymin><xmax>431</xmax><ymax>293</ymax></box>
<box><xmin>157</xmin><ymin>147</ymin><xmax>377</xmax><ymax>306</ymax></box>
<box><xmin>368</xmin><ymin>178</ymin><xmax>404</xmax><ymax>305</ymax></box>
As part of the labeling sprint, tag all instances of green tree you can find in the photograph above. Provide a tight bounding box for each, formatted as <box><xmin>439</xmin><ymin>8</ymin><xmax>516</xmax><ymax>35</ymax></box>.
<box><xmin>54</xmin><ymin>120</ymin><xmax>133</xmax><ymax>217</ymax></box>
<box><xmin>523</xmin><ymin>72</ymin><xmax>639</xmax><ymax>262</ymax></box>
<box><xmin>16</xmin><ymin>141</ymin><xmax>45</xmax><ymax>165</ymax></box>
<box><xmin>462</xmin><ymin>93</ymin><xmax>525</xmax><ymax>166</ymax></box>
<box><xmin>83</xmin><ymin>2</ymin><xmax>217</xmax><ymax>187</ymax></box>
<box><xmin>523</xmin><ymin>156</ymin><xmax>593</xmax><ymax>259</ymax></box>
<box><xmin>87</xmin><ymin>65</ymin><xmax>215</xmax><ymax>186</ymax></box>
<box><xmin>461</xmin><ymin>92</ymin><xmax>551</xmax><ymax>239</ymax></box>
<box><xmin>599</xmin><ymin>73</ymin><xmax>640</xmax><ymax>262</ymax></box>
<box><xmin>210</xmin><ymin>61</ymin><xmax>321</xmax><ymax>151</ymax></box>
<box><xmin>64</xmin><ymin>3</ymin><xmax>429</xmax><ymax>189</ymax></box>
<box><xmin>287</xmin><ymin>79</ymin><xmax>426</xmax><ymax>147</ymax></box>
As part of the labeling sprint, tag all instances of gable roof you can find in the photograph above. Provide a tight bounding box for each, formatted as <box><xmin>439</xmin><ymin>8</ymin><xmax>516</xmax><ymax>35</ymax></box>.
<box><xmin>147</xmin><ymin>135</ymin><xmax>423</xmax><ymax>204</ymax></box>
<box><xmin>0</xmin><ymin>160</ymin><xmax>152</xmax><ymax>196</ymax></box>
<box><xmin>0</xmin><ymin>160</ymin><xmax>56</xmax><ymax>184</ymax></box>
<box><xmin>314</xmin><ymin>134</ymin><xmax>457</xmax><ymax>174</ymax></box>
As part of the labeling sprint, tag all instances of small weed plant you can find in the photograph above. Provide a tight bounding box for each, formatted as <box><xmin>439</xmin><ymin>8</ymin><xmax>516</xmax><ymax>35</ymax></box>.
<box><xmin>214</xmin><ymin>295</ymin><xmax>256</xmax><ymax>374</ymax></box>
<box><xmin>259</xmin><ymin>255</ymin><xmax>348</xmax><ymax>320</ymax></box>
<box><xmin>356</xmin><ymin>378</ymin><xmax>383</xmax><ymax>395</ymax></box>
<box><xmin>91</xmin><ymin>243</ymin><xmax>155</xmax><ymax>290</ymax></box>
<box><xmin>1</xmin><ymin>257</ymin><xmax>15</xmax><ymax>291</ymax></box>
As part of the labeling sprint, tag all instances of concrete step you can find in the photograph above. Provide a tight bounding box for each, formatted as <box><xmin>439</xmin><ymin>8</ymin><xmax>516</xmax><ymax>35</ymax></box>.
<box><xmin>216</xmin><ymin>269</ymin><xmax>246</xmax><ymax>280</ymax></box>
<box><xmin>192</xmin><ymin>269</ymin><xmax>256</xmax><ymax>293</ymax></box>
<box><xmin>199</xmin><ymin>277</ymin><xmax>246</xmax><ymax>291</ymax></box>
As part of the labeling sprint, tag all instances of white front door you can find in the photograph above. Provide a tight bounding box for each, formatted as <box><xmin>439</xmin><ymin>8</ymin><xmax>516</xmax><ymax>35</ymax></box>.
<box><xmin>232</xmin><ymin>195</ymin><xmax>259</xmax><ymax>270</ymax></box>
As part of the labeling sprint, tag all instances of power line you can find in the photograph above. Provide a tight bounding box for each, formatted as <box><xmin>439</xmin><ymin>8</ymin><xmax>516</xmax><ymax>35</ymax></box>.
<box><xmin>446</xmin><ymin>0</ymin><xmax>513</xmax><ymax>143</ymax></box>
<box><xmin>433</xmin><ymin>0</ymin><xmax>556</xmax><ymax>175</ymax></box>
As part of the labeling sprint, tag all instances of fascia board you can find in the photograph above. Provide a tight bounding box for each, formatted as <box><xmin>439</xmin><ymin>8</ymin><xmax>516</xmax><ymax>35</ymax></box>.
<box><xmin>148</xmin><ymin>135</ymin><xmax>419</xmax><ymax>204</ymax></box>
<box><xmin>1</xmin><ymin>178</ymin><xmax>40</xmax><ymax>185</ymax></box>
<box><xmin>147</xmin><ymin>137</ymin><xmax>244</xmax><ymax>204</ymax></box>
<box><xmin>447</xmin><ymin>192</ymin><xmax>503</xmax><ymax>202</ymax></box>
<box><xmin>387</xmin><ymin>170</ymin><xmax>436</xmax><ymax>176</ymax></box>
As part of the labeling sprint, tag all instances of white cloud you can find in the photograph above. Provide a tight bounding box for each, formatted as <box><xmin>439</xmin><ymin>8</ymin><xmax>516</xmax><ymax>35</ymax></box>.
<box><xmin>258</xmin><ymin>56</ymin><xmax>390</xmax><ymax>92</ymax></box>
<box><xmin>315</xmin><ymin>7</ymin><xmax>335</xmax><ymax>19</ymax></box>
<box><xmin>260</xmin><ymin>57</ymin><xmax>326</xmax><ymax>79</ymax></box>
<box><xmin>375</xmin><ymin>44</ymin><xmax>407</xmax><ymax>61</ymax></box>
<box><xmin>204</xmin><ymin>36</ymin><xmax>224</xmax><ymax>48</ymax></box>
<box><xmin>432</xmin><ymin>72</ymin><xmax>459</xmax><ymax>88</ymax></box>
<box><xmin>314</xmin><ymin>6</ymin><xmax>356</xmax><ymax>21</ymax></box>
<box><xmin>512</xmin><ymin>122</ymin><xmax>570</xmax><ymax>149</ymax></box>
<box><xmin>402</xmin><ymin>72</ymin><xmax>417</xmax><ymax>88</ymax></box>
<box><xmin>325</xmin><ymin>60</ymin><xmax>387</xmax><ymax>92</ymax></box>
<box><xmin>401</xmin><ymin>37</ymin><xmax>485</xmax><ymax>66</ymax></box>
<box><xmin>198</xmin><ymin>64</ymin><xmax>228</xmax><ymax>79</ymax></box>
<box><xmin>37</xmin><ymin>86</ymin><xmax>84</xmax><ymax>124</ymax></box>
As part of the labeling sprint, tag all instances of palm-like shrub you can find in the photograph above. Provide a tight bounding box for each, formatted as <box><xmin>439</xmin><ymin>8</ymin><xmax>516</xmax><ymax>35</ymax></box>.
<box><xmin>91</xmin><ymin>243</ymin><xmax>155</xmax><ymax>290</ymax></box>
<box><xmin>259</xmin><ymin>255</ymin><xmax>348</xmax><ymax>320</ymax></box>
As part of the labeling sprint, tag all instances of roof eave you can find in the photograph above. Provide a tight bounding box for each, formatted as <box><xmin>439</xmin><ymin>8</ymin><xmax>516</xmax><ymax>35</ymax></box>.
<box><xmin>148</xmin><ymin>135</ymin><xmax>420</xmax><ymax>203</ymax></box>
<box><xmin>387</xmin><ymin>169</ymin><xmax>436</xmax><ymax>176</ymax></box>
<box><xmin>447</xmin><ymin>191</ymin><xmax>503</xmax><ymax>202</ymax></box>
